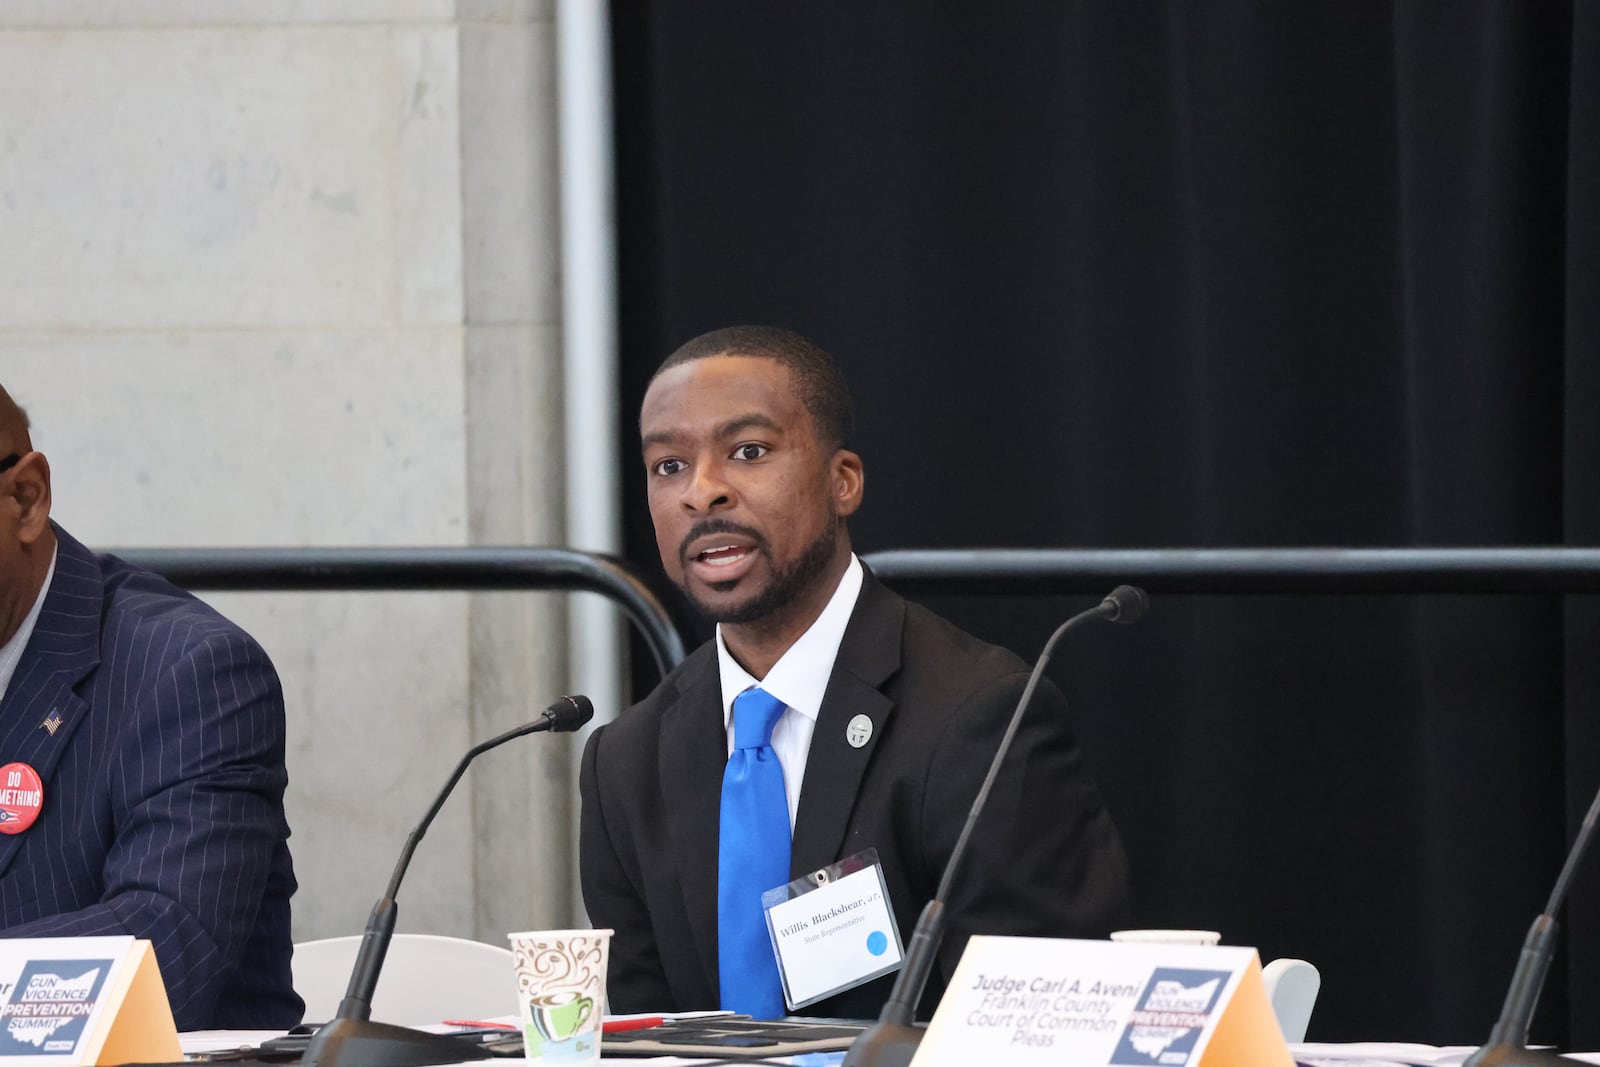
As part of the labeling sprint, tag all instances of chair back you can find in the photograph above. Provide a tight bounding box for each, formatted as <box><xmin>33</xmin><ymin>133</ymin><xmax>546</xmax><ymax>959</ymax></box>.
<box><xmin>1260</xmin><ymin>957</ymin><xmax>1321</xmax><ymax>1043</ymax></box>
<box><xmin>293</xmin><ymin>933</ymin><xmax>517</xmax><ymax>1025</ymax></box>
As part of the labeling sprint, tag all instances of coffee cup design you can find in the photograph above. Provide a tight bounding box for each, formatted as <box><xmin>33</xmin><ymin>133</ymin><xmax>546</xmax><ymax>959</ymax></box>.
<box><xmin>528</xmin><ymin>990</ymin><xmax>595</xmax><ymax>1043</ymax></box>
<box><xmin>510</xmin><ymin>929</ymin><xmax>611</xmax><ymax>1062</ymax></box>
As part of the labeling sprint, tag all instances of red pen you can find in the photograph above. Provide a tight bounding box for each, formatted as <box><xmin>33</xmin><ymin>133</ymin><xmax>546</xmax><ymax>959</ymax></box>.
<box><xmin>602</xmin><ymin>1017</ymin><xmax>666</xmax><ymax>1033</ymax></box>
<box><xmin>441</xmin><ymin>1020</ymin><xmax>517</xmax><ymax>1030</ymax></box>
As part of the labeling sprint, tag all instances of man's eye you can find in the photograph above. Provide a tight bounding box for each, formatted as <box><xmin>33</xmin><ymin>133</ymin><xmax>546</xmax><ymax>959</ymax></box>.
<box><xmin>652</xmin><ymin>458</ymin><xmax>686</xmax><ymax>476</ymax></box>
<box><xmin>731</xmin><ymin>443</ymin><xmax>768</xmax><ymax>461</ymax></box>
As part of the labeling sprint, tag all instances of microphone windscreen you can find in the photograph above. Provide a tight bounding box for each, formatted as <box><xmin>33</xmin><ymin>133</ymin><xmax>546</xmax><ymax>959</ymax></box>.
<box><xmin>1104</xmin><ymin>585</ymin><xmax>1150</xmax><ymax>624</ymax></box>
<box><xmin>545</xmin><ymin>695</ymin><xmax>595</xmax><ymax>732</ymax></box>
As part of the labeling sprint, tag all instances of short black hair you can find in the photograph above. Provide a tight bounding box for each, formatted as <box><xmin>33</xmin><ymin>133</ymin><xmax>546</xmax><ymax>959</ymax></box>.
<box><xmin>0</xmin><ymin>384</ymin><xmax>32</xmax><ymax>452</ymax></box>
<box><xmin>653</xmin><ymin>325</ymin><xmax>855</xmax><ymax>451</ymax></box>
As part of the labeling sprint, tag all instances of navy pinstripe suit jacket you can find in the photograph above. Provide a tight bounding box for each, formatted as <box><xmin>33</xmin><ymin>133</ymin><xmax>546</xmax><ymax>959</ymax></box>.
<box><xmin>0</xmin><ymin>525</ymin><xmax>301</xmax><ymax>1029</ymax></box>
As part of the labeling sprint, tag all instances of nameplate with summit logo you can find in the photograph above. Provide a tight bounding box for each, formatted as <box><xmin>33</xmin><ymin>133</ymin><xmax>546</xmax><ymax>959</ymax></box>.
<box><xmin>911</xmin><ymin>936</ymin><xmax>1292</xmax><ymax>1067</ymax></box>
<box><xmin>0</xmin><ymin>938</ymin><xmax>180</xmax><ymax>1065</ymax></box>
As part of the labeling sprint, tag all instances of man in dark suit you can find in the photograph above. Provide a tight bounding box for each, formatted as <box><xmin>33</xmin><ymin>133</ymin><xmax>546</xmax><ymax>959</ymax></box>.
<box><xmin>580</xmin><ymin>327</ymin><xmax>1129</xmax><ymax>1020</ymax></box>
<box><xmin>0</xmin><ymin>384</ymin><xmax>301</xmax><ymax>1029</ymax></box>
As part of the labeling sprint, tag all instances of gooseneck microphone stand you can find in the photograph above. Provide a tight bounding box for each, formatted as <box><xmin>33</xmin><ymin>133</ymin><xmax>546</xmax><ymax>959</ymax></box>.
<box><xmin>1461</xmin><ymin>780</ymin><xmax>1600</xmax><ymax>1067</ymax></box>
<box><xmin>301</xmin><ymin>696</ymin><xmax>594</xmax><ymax>1067</ymax></box>
<box><xmin>841</xmin><ymin>587</ymin><xmax>1148</xmax><ymax>1067</ymax></box>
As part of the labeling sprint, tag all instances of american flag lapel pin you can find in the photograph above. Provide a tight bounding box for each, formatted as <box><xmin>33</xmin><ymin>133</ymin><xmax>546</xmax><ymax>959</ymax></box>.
<box><xmin>41</xmin><ymin>711</ymin><xmax>63</xmax><ymax>737</ymax></box>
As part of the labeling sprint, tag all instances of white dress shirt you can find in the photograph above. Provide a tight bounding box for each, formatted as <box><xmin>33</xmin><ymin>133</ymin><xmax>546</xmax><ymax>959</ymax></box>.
<box><xmin>716</xmin><ymin>553</ymin><xmax>865</xmax><ymax>830</ymax></box>
<box><xmin>0</xmin><ymin>545</ymin><xmax>58</xmax><ymax>705</ymax></box>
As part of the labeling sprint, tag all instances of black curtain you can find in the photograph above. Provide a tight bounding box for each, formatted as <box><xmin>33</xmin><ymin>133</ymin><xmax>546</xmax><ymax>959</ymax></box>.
<box><xmin>608</xmin><ymin>2</ymin><xmax>1600</xmax><ymax>1047</ymax></box>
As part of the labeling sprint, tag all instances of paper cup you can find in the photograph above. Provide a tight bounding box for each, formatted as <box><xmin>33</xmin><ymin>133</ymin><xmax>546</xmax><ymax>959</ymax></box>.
<box><xmin>508</xmin><ymin>929</ymin><xmax>612</xmax><ymax>1063</ymax></box>
<box><xmin>1110</xmin><ymin>929</ymin><xmax>1222</xmax><ymax>946</ymax></box>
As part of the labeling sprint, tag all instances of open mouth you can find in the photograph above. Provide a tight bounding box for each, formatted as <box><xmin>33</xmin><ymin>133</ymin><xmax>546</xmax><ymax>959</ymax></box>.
<box><xmin>692</xmin><ymin>543</ymin><xmax>756</xmax><ymax>568</ymax></box>
<box><xmin>680</xmin><ymin>523</ymin><xmax>767</xmax><ymax>585</ymax></box>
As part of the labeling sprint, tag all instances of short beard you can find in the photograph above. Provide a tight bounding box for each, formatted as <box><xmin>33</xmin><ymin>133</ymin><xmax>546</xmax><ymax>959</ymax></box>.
<box><xmin>681</xmin><ymin>522</ymin><xmax>840</xmax><ymax>626</ymax></box>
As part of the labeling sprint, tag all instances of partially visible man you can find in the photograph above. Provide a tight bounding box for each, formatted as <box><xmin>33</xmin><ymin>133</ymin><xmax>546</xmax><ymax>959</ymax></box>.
<box><xmin>580</xmin><ymin>327</ymin><xmax>1130</xmax><ymax>1021</ymax></box>
<box><xmin>0</xmin><ymin>384</ymin><xmax>301</xmax><ymax>1029</ymax></box>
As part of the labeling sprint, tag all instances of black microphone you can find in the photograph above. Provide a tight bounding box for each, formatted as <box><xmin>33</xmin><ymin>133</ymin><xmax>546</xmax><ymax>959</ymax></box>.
<box><xmin>842</xmin><ymin>588</ymin><xmax>1149</xmax><ymax>1067</ymax></box>
<box><xmin>302</xmin><ymin>695</ymin><xmax>595</xmax><ymax>1067</ymax></box>
<box><xmin>1461</xmin><ymin>780</ymin><xmax>1600</xmax><ymax>1067</ymax></box>
<box><xmin>1101</xmin><ymin>584</ymin><xmax>1149</xmax><ymax>624</ymax></box>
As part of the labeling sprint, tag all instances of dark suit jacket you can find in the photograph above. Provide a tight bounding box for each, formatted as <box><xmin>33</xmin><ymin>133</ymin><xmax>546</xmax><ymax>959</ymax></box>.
<box><xmin>0</xmin><ymin>526</ymin><xmax>301</xmax><ymax>1029</ymax></box>
<box><xmin>580</xmin><ymin>570</ymin><xmax>1129</xmax><ymax>1019</ymax></box>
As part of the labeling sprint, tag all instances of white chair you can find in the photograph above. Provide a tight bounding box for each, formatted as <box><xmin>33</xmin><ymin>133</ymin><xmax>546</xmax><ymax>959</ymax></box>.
<box><xmin>1260</xmin><ymin>957</ymin><xmax>1320</xmax><ymax>1043</ymax></box>
<box><xmin>293</xmin><ymin>934</ymin><xmax>517</xmax><ymax>1025</ymax></box>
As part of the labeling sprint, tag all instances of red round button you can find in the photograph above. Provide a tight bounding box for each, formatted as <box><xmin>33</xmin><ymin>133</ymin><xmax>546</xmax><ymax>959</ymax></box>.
<box><xmin>0</xmin><ymin>763</ymin><xmax>43</xmax><ymax>834</ymax></box>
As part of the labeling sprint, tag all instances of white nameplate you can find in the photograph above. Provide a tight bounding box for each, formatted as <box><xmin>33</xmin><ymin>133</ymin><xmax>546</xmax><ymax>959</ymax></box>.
<box><xmin>0</xmin><ymin>937</ymin><xmax>180</xmax><ymax>1066</ymax></box>
<box><xmin>911</xmin><ymin>936</ymin><xmax>1292</xmax><ymax>1067</ymax></box>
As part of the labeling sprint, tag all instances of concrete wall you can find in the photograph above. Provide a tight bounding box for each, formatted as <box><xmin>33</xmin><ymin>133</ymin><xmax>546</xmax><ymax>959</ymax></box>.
<box><xmin>0</xmin><ymin>1</ymin><xmax>578</xmax><ymax>944</ymax></box>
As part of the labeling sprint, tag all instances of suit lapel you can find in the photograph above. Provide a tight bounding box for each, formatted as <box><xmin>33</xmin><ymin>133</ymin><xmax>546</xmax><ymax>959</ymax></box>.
<box><xmin>0</xmin><ymin>530</ymin><xmax>102</xmax><ymax>877</ymax></box>
<box><xmin>658</xmin><ymin>650</ymin><xmax>728</xmax><ymax>997</ymax></box>
<box><xmin>790</xmin><ymin>571</ymin><xmax>904</xmax><ymax>878</ymax></box>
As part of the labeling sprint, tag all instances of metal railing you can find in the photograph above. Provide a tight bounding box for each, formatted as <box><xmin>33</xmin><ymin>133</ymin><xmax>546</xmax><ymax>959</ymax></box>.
<box><xmin>115</xmin><ymin>546</ymin><xmax>687</xmax><ymax>677</ymax></box>
<box><xmin>861</xmin><ymin>547</ymin><xmax>1600</xmax><ymax>595</ymax></box>
<box><xmin>111</xmin><ymin>545</ymin><xmax>1600</xmax><ymax>683</ymax></box>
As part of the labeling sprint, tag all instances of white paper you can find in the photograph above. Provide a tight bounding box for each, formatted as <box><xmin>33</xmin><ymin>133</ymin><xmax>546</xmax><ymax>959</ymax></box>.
<box><xmin>1290</xmin><ymin>1046</ymin><xmax>1600</xmax><ymax>1067</ymax></box>
<box><xmin>179</xmin><ymin>1031</ymin><xmax>287</xmax><ymax>1054</ymax></box>
<box><xmin>1288</xmin><ymin>1043</ymin><xmax>1474</xmax><ymax>1063</ymax></box>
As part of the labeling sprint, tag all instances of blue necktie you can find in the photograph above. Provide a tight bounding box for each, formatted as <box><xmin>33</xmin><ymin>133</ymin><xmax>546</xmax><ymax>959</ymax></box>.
<box><xmin>717</xmin><ymin>686</ymin><xmax>791</xmax><ymax>1018</ymax></box>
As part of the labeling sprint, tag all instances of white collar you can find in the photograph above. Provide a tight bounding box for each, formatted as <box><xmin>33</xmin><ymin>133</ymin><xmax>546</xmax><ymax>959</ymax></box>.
<box><xmin>716</xmin><ymin>554</ymin><xmax>865</xmax><ymax>728</ymax></box>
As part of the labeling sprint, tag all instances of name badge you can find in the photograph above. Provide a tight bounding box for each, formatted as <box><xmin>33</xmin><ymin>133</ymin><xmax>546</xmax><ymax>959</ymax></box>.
<box><xmin>762</xmin><ymin>849</ymin><xmax>903</xmax><ymax>1010</ymax></box>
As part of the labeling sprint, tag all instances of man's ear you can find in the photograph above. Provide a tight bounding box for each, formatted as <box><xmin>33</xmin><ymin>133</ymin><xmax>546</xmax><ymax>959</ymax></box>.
<box><xmin>832</xmin><ymin>449</ymin><xmax>864</xmax><ymax>518</ymax></box>
<box><xmin>9</xmin><ymin>452</ymin><xmax>53</xmax><ymax>545</ymax></box>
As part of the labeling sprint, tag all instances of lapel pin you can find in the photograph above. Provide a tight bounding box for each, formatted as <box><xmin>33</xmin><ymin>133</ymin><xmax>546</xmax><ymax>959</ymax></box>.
<box><xmin>41</xmin><ymin>711</ymin><xmax>63</xmax><ymax>737</ymax></box>
<box><xmin>845</xmin><ymin>714</ymin><xmax>873</xmax><ymax>749</ymax></box>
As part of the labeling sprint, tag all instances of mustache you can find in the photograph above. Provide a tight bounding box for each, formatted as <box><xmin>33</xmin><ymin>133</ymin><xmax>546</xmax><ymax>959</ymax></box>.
<box><xmin>679</xmin><ymin>520</ymin><xmax>768</xmax><ymax>565</ymax></box>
